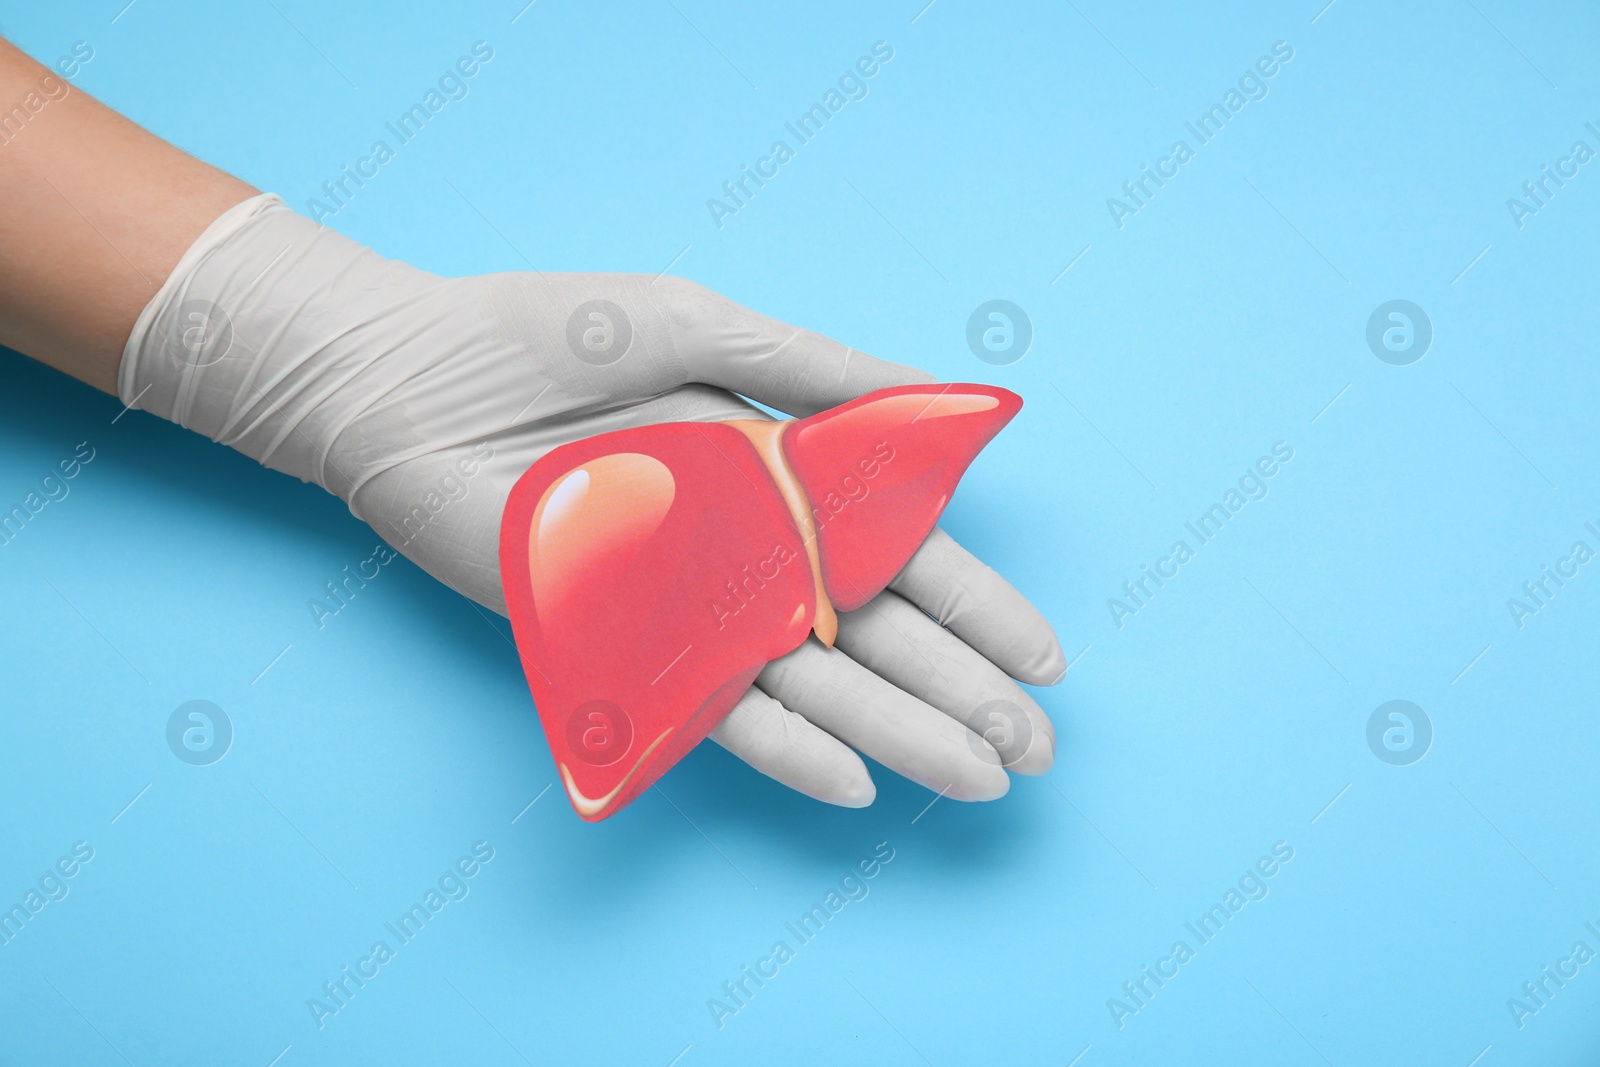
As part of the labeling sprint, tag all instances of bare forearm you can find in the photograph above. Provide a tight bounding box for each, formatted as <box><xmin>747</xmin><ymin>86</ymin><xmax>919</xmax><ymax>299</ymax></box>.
<box><xmin>0</xmin><ymin>35</ymin><xmax>255</xmax><ymax>394</ymax></box>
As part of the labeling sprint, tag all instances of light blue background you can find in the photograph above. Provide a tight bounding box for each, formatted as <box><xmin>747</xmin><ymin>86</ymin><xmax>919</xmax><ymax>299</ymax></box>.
<box><xmin>2</xmin><ymin>1</ymin><xmax>1597</xmax><ymax>1063</ymax></box>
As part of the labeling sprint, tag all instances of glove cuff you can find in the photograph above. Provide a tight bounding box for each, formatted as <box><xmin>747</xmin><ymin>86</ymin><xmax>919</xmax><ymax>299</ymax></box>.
<box><xmin>116</xmin><ymin>194</ymin><xmax>441</xmax><ymax>501</ymax></box>
<box><xmin>117</xmin><ymin>192</ymin><xmax>282</xmax><ymax>409</ymax></box>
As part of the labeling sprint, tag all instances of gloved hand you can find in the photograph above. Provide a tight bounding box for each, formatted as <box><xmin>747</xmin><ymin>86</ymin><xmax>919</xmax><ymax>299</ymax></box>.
<box><xmin>120</xmin><ymin>194</ymin><xmax>1067</xmax><ymax>807</ymax></box>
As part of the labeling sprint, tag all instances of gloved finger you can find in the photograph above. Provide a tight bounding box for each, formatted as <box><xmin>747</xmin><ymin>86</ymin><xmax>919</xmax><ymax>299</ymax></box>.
<box><xmin>833</xmin><ymin>589</ymin><xmax>1055</xmax><ymax>775</ymax></box>
<box><xmin>708</xmin><ymin>685</ymin><xmax>876</xmax><ymax>808</ymax></box>
<box><xmin>757</xmin><ymin>638</ymin><xmax>1010</xmax><ymax>802</ymax></box>
<box><xmin>360</xmin><ymin>384</ymin><xmax>768</xmax><ymax>617</ymax></box>
<box><xmin>653</xmin><ymin>277</ymin><xmax>935</xmax><ymax>417</ymax></box>
<box><xmin>890</xmin><ymin>527</ymin><xmax>1068</xmax><ymax>687</ymax></box>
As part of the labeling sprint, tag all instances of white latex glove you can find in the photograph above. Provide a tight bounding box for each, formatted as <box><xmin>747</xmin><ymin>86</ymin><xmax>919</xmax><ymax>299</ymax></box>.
<box><xmin>121</xmin><ymin>194</ymin><xmax>1067</xmax><ymax>807</ymax></box>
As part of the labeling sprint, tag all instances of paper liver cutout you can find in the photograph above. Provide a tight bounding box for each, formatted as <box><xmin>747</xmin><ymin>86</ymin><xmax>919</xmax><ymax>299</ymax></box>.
<box><xmin>499</xmin><ymin>383</ymin><xmax>1022</xmax><ymax>820</ymax></box>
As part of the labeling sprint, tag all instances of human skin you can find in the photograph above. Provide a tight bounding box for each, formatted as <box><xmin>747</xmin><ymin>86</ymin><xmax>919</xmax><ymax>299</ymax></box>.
<box><xmin>0</xmin><ymin>35</ymin><xmax>256</xmax><ymax>394</ymax></box>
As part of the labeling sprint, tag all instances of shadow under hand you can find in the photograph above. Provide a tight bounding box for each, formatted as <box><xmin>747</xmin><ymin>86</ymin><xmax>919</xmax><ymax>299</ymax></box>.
<box><xmin>2</xmin><ymin>348</ymin><xmax>1056</xmax><ymax>904</ymax></box>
